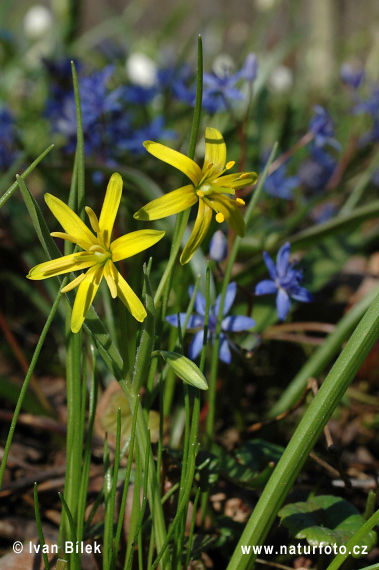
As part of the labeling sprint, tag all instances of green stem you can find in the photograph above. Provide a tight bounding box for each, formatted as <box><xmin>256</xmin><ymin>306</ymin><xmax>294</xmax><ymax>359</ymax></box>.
<box><xmin>154</xmin><ymin>34</ymin><xmax>203</xmax><ymax>307</ymax></box>
<box><xmin>0</xmin><ymin>145</ymin><xmax>54</xmax><ymax>209</ymax></box>
<box><xmin>205</xmin><ymin>144</ymin><xmax>278</xmax><ymax>446</ymax></box>
<box><xmin>227</xmin><ymin>290</ymin><xmax>379</xmax><ymax>570</ymax></box>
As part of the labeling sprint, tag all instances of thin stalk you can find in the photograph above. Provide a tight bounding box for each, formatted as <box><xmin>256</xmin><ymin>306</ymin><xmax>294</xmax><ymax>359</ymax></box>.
<box><xmin>111</xmin><ymin>399</ymin><xmax>139</xmax><ymax>570</ymax></box>
<box><xmin>154</xmin><ymin>34</ymin><xmax>203</xmax><ymax>307</ymax></box>
<box><xmin>77</xmin><ymin>343</ymin><xmax>98</xmax><ymax>545</ymax></box>
<box><xmin>34</xmin><ymin>483</ymin><xmax>50</xmax><ymax>570</ymax></box>
<box><xmin>0</xmin><ymin>144</ymin><xmax>54</xmax><ymax>209</ymax></box>
<box><xmin>205</xmin><ymin>145</ymin><xmax>277</xmax><ymax>446</ymax></box>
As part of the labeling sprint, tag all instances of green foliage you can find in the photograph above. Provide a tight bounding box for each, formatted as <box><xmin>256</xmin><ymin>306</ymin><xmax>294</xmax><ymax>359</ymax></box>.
<box><xmin>279</xmin><ymin>495</ymin><xmax>377</xmax><ymax>554</ymax></box>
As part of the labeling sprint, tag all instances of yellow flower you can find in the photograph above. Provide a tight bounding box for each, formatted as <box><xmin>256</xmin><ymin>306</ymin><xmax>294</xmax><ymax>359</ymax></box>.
<box><xmin>27</xmin><ymin>173</ymin><xmax>165</xmax><ymax>333</ymax></box>
<box><xmin>134</xmin><ymin>127</ymin><xmax>257</xmax><ymax>264</ymax></box>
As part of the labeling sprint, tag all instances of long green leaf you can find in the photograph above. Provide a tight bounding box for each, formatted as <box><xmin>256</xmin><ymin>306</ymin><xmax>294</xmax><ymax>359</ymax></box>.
<box><xmin>227</xmin><ymin>289</ymin><xmax>379</xmax><ymax>569</ymax></box>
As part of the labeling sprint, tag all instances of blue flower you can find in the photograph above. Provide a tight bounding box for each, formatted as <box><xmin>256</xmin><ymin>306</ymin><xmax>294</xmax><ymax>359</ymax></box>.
<box><xmin>263</xmin><ymin>161</ymin><xmax>299</xmax><ymax>200</ymax></box>
<box><xmin>209</xmin><ymin>230</ymin><xmax>229</xmax><ymax>262</ymax></box>
<box><xmin>255</xmin><ymin>242</ymin><xmax>313</xmax><ymax>321</ymax></box>
<box><xmin>352</xmin><ymin>86</ymin><xmax>379</xmax><ymax>117</ymax></box>
<box><xmin>340</xmin><ymin>63</ymin><xmax>364</xmax><ymax>90</ymax></box>
<box><xmin>298</xmin><ymin>147</ymin><xmax>336</xmax><ymax>193</ymax></box>
<box><xmin>117</xmin><ymin>116</ymin><xmax>176</xmax><ymax>155</ymax></box>
<box><xmin>166</xmin><ymin>282</ymin><xmax>255</xmax><ymax>364</ymax></box>
<box><xmin>45</xmin><ymin>65</ymin><xmax>123</xmax><ymax>156</ymax></box>
<box><xmin>308</xmin><ymin>106</ymin><xmax>340</xmax><ymax>150</ymax></box>
<box><xmin>157</xmin><ymin>64</ymin><xmax>196</xmax><ymax>105</ymax></box>
<box><xmin>0</xmin><ymin>106</ymin><xmax>17</xmax><ymax>170</ymax></box>
<box><xmin>202</xmin><ymin>53</ymin><xmax>257</xmax><ymax>114</ymax></box>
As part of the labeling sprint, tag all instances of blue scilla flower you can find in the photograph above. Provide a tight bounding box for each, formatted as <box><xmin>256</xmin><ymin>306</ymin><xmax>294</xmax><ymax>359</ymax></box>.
<box><xmin>308</xmin><ymin>106</ymin><xmax>340</xmax><ymax>151</ymax></box>
<box><xmin>352</xmin><ymin>86</ymin><xmax>379</xmax><ymax>117</ymax></box>
<box><xmin>46</xmin><ymin>66</ymin><xmax>122</xmax><ymax>155</ymax></box>
<box><xmin>255</xmin><ymin>242</ymin><xmax>313</xmax><ymax>321</ymax></box>
<box><xmin>117</xmin><ymin>116</ymin><xmax>176</xmax><ymax>155</ymax></box>
<box><xmin>0</xmin><ymin>106</ymin><xmax>17</xmax><ymax>170</ymax></box>
<box><xmin>209</xmin><ymin>230</ymin><xmax>229</xmax><ymax>262</ymax></box>
<box><xmin>157</xmin><ymin>64</ymin><xmax>196</xmax><ymax>105</ymax></box>
<box><xmin>166</xmin><ymin>282</ymin><xmax>256</xmax><ymax>364</ymax></box>
<box><xmin>298</xmin><ymin>147</ymin><xmax>336</xmax><ymax>193</ymax></box>
<box><xmin>340</xmin><ymin>63</ymin><xmax>364</xmax><ymax>90</ymax></box>
<box><xmin>263</xmin><ymin>162</ymin><xmax>299</xmax><ymax>200</ymax></box>
<box><xmin>202</xmin><ymin>53</ymin><xmax>257</xmax><ymax>114</ymax></box>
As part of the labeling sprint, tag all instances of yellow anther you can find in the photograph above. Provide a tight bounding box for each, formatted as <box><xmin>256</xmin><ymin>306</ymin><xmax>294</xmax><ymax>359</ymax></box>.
<box><xmin>239</xmin><ymin>173</ymin><xmax>250</xmax><ymax>180</ymax></box>
<box><xmin>207</xmin><ymin>162</ymin><xmax>214</xmax><ymax>170</ymax></box>
<box><xmin>226</xmin><ymin>160</ymin><xmax>235</xmax><ymax>169</ymax></box>
<box><xmin>215</xmin><ymin>212</ymin><xmax>225</xmax><ymax>223</ymax></box>
<box><xmin>197</xmin><ymin>190</ymin><xmax>205</xmax><ymax>198</ymax></box>
<box><xmin>236</xmin><ymin>198</ymin><xmax>245</xmax><ymax>206</ymax></box>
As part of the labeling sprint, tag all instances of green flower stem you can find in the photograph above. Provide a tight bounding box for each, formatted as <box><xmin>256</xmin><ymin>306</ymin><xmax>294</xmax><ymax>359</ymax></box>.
<box><xmin>119</xmin><ymin>381</ymin><xmax>170</xmax><ymax>569</ymax></box>
<box><xmin>271</xmin><ymin>280</ymin><xmax>379</xmax><ymax>417</ymax></box>
<box><xmin>325</xmin><ymin>508</ymin><xmax>379</xmax><ymax>570</ymax></box>
<box><xmin>62</xmin><ymin>312</ymin><xmax>83</xmax><ymax>544</ymax></box>
<box><xmin>0</xmin><ymin>144</ymin><xmax>54</xmax><ymax>209</ymax></box>
<box><xmin>77</xmin><ymin>344</ymin><xmax>98</xmax><ymax>546</ymax></box>
<box><xmin>0</xmin><ymin>283</ymin><xmax>66</xmax><ymax>490</ymax></box>
<box><xmin>34</xmin><ymin>483</ymin><xmax>50</xmax><ymax>570</ymax></box>
<box><xmin>205</xmin><ymin>145</ymin><xmax>277</xmax><ymax>446</ymax></box>
<box><xmin>154</xmin><ymin>34</ymin><xmax>203</xmax><ymax>308</ymax></box>
<box><xmin>227</xmin><ymin>290</ymin><xmax>379</xmax><ymax>570</ymax></box>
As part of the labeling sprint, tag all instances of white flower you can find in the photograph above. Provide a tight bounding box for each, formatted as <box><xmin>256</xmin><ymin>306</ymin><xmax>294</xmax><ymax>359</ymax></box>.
<box><xmin>126</xmin><ymin>53</ymin><xmax>157</xmax><ymax>87</ymax></box>
<box><xmin>23</xmin><ymin>5</ymin><xmax>53</xmax><ymax>40</ymax></box>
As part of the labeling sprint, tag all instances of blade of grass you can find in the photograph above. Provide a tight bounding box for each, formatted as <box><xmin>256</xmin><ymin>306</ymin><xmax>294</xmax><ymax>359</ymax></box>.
<box><xmin>227</xmin><ymin>289</ymin><xmax>379</xmax><ymax>570</ymax></box>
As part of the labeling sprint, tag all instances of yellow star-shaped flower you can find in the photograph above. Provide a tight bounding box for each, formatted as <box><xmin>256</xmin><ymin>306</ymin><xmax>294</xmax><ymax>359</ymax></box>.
<box><xmin>27</xmin><ymin>173</ymin><xmax>165</xmax><ymax>333</ymax></box>
<box><xmin>134</xmin><ymin>127</ymin><xmax>257</xmax><ymax>264</ymax></box>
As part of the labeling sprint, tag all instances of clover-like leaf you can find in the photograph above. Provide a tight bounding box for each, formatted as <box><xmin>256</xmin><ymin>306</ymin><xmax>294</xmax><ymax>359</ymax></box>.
<box><xmin>278</xmin><ymin>495</ymin><xmax>377</xmax><ymax>556</ymax></box>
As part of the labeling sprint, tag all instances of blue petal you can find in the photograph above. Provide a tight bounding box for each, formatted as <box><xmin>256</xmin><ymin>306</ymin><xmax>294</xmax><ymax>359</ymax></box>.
<box><xmin>218</xmin><ymin>334</ymin><xmax>232</xmax><ymax>364</ymax></box>
<box><xmin>188</xmin><ymin>330</ymin><xmax>205</xmax><ymax>360</ymax></box>
<box><xmin>166</xmin><ymin>313</ymin><xmax>204</xmax><ymax>329</ymax></box>
<box><xmin>289</xmin><ymin>286</ymin><xmax>314</xmax><ymax>303</ymax></box>
<box><xmin>209</xmin><ymin>230</ymin><xmax>229</xmax><ymax>262</ymax></box>
<box><xmin>276</xmin><ymin>288</ymin><xmax>291</xmax><ymax>321</ymax></box>
<box><xmin>188</xmin><ymin>286</ymin><xmax>206</xmax><ymax>316</ymax></box>
<box><xmin>263</xmin><ymin>251</ymin><xmax>277</xmax><ymax>280</ymax></box>
<box><xmin>214</xmin><ymin>282</ymin><xmax>237</xmax><ymax>317</ymax></box>
<box><xmin>276</xmin><ymin>242</ymin><xmax>291</xmax><ymax>278</ymax></box>
<box><xmin>255</xmin><ymin>279</ymin><xmax>278</xmax><ymax>296</ymax></box>
<box><xmin>222</xmin><ymin>315</ymin><xmax>256</xmax><ymax>332</ymax></box>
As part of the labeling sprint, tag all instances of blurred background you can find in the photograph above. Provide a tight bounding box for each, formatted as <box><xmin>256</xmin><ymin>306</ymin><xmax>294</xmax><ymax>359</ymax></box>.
<box><xmin>4</xmin><ymin>0</ymin><xmax>379</xmax><ymax>92</ymax></box>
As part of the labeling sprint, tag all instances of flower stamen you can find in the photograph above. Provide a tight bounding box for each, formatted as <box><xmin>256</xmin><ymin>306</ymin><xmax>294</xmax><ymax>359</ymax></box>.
<box><xmin>85</xmin><ymin>206</ymin><xmax>101</xmax><ymax>233</ymax></box>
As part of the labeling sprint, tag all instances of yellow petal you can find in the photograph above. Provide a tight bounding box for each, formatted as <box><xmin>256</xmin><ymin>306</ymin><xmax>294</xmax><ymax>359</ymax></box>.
<box><xmin>202</xmin><ymin>127</ymin><xmax>227</xmax><ymax>180</ymax></box>
<box><xmin>180</xmin><ymin>199</ymin><xmax>213</xmax><ymax>265</ymax></box>
<box><xmin>205</xmin><ymin>194</ymin><xmax>246</xmax><ymax>237</ymax></box>
<box><xmin>111</xmin><ymin>262</ymin><xmax>147</xmax><ymax>322</ymax></box>
<box><xmin>111</xmin><ymin>230</ymin><xmax>165</xmax><ymax>262</ymax></box>
<box><xmin>215</xmin><ymin>171</ymin><xmax>258</xmax><ymax>189</ymax></box>
<box><xmin>71</xmin><ymin>265</ymin><xmax>104</xmax><ymax>333</ymax></box>
<box><xmin>103</xmin><ymin>259</ymin><xmax>117</xmax><ymax>298</ymax></box>
<box><xmin>133</xmin><ymin>185</ymin><xmax>197</xmax><ymax>221</ymax></box>
<box><xmin>144</xmin><ymin>141</ymin><xmax>202</xmax><ymax>186</ymax></box>
<box><xmin>27</xmin><ymin>253</ymin><xmax>96</xmax><ymax>280</ymax></box>
<box><xmin>98</xmin><ymin>173</ymin><xmax>123</xmax><ymax>247</ymax></box>
<box><xmin>45</xmin><ymin>194</ymin><xmax>97</xmax><ymax>248</ymax></box>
